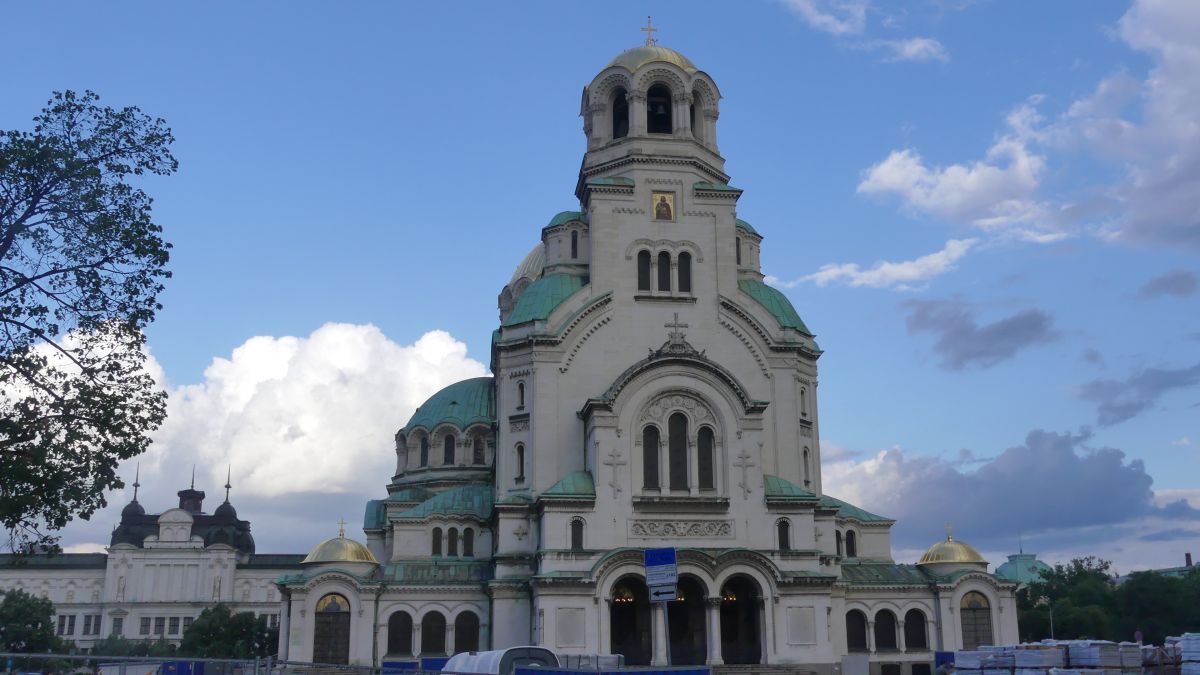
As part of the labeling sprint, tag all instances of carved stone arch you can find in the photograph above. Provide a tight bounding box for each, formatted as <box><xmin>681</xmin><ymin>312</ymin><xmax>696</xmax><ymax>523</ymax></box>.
<box><xmin>638</xmin><ymin>389</ymin><xmax>720</xmax><ymax>432</ymax></box>
<box><xmin>600</xmin><ymin>353</ymin><xmax>767</xmax><ymax>417</ymax></box>
<box><xmin>690</xmin><ymin>76</ymin><xmax>720</xmax><ymax>114</ymax></box>
<box><xmin>431</xmin><ymin>424</ymin><xmax>459</xmax><ymax>443</ymax></box>
<box><xmin>635</xmin><ymin>67</ymin><xmax>687</xmax><ymax>96</ymax></box>
<box><xmin>712</xmin><ymin>550</ymin><xmax>782</xmax><ymax>589</ymax></box>
<box><xmin>590</xmin><ymin>71</ymin><xmax>633</xmax><ymax>107</ymax></box>
<box><xmin>623</xmin><ymin>238</ymin><xmax>704</xmax><ymax>262</ymax></box>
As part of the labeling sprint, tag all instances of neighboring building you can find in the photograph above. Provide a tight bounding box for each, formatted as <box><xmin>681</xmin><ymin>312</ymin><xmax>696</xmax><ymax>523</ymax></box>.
<box><xmin>279</xmin><ymin>36</ymin><xmax>1020</xmax><ymax>674</ymax></box>
<box><xmin>1115</xmin><ymin>552</ymin><xmax>1197</xmax><ymax>584</ymax></box>
<box><xmin>995</xmin><ymin>552</ymin><xmax>1052</xmax><ymax>586</ymax></box>
<box><xmin>0</xmin><ymin>476</ymin><xmax>302</xmax><ymax>650</ymax></box>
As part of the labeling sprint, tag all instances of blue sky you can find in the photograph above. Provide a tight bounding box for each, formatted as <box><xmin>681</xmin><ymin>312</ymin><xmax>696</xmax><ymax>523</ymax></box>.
<box><xmin>3</xmin><ymin>0</ymin><xmax>1197</xmax><ymax>570</ymax></box>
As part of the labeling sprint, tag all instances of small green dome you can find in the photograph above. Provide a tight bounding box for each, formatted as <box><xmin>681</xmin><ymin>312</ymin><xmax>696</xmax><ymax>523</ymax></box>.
<box><xmin>996</xmin><ymin>552</ymin><xmax>1052</xmax><ymax>584</ymax></box>
<box><xmin>402</xmin><ymin>377</ymin><xmax>495</xmax><ymax>435</ymax></box>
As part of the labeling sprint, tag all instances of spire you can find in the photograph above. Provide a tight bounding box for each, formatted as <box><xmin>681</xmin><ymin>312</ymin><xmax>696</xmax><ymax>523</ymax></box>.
<box><xmin>132</xmin><ymin>463</ymin><xmax>141</xmax><ymax>502</ymax></box>
<box><xmin>641</xmin><ymin>15</ymin><xmax>658</xmax><ymax>46</ymax></box>
<box><xmin>190</xmin><ymin>464</ymin><xmax>196</xmax><ymax>490</ymax></box>
<box><xmin>223</xmin><ymin>465</ymin><xmax>232</xmax><ymax>503</ymax></box>
<box><xmin>1018</xmin><ymin>530</ymin><xmax>1024</xmax><ymax>555</ymax></box>
<box><xmin>945</xmin><ymin>522</ymin><xmax>954</xmax><ymax>541</ymax></box>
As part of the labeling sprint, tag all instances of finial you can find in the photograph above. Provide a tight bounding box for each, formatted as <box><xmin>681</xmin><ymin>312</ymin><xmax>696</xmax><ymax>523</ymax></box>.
<box><xmin>223</xmin><ymin>465</ymin><xmax>232</xmax><ymax>503</ymax></box>
<box><xmin>132</xmin><ymin>463</ymin><xmax>141</xmax><ymax>502</ymax></box>
<box><xmin>337</xmin><ymin>518</ymin><xmax>347</xmax><ymax>539</ymax></box>
<box><xmin>190</xmin><ymin>465</ymin><xmax>195</xmax><ymax>490</ymax></box>
<box><xmin>641</xmin><ymin>16</ymin><xmax>658</xmax><ymax>47</ymax></box>
<box><xmin>945</xmin><ymin>523</ymin><xmax>954</xmax><ymax>541</ymax></box>
<box><xmin>1018</xmin><ymin>530</ymin><xmax>1024</xmax><ymax>555</ymax></box>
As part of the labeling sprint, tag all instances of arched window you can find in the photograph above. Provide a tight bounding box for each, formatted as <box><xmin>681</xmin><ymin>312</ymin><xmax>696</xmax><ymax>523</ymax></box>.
<box><xmin>570</xmin><ymin>518</ymin><xmax>585</xmax><ymax>551</ymax></box>
<box><xmin>515</xmin><ymin>444</ymin><xmax>526</xmax><ymax>481</ymax></box>
<box><xmin>642</xmin><ymin>426</ymin><xmax>660</xmax><ymax>489</ymax></box>
<box><xmin>647</xmin><ymin>85</ymin><xmax>672</xmax><ymax>134</ymax></box>
<box><xmin>443</xmin><ymin>434</ymin><xmax>455</xmax><ymax>465</ymax></box>
<box><xmin>736</xmin><ymin>237</ymin><xmax>742</xmax><ymax>265</ymax></box>
<box><xmin>657</xmin><ymin>252</ymin><xmax>671</xmax><ymax>292</ymax></box>
<box><xmin>454</xmin><ymin>611</ymin><xmax>480</xmax><ymax>654</ymax></box>
<box><xmin>904</xmin><ymin>609</ymin><xmax>928</xmax><ymax>650</ymax></box>
<box><xmin>387</xmin><ymin>611</ymin><xmax>413</xmax><ymax>655</ymax></box>
<box><xmin>421</xmin><ymin>612</ymin><xmax>446</xmax><ymax>655</ymax></box>
<box><xmin>612</xmin><ymin>88</ymin><xmax>629</xmax><ymax>139</ymax></box>
<box><xmin>570</xmin><ymin>231</ymin><xmax>578</xmax><ymax>259</ymax></box>
<box><xmin>473</xmin><ymin>437</ymin><xmax>485</xmax><ymax>465</ymax></box>
<box><xmin>874</xmin><ymin>610</ymin><xmax>898</xmax><ymax>650</ymax></box>
<box><xmin>448</xmin><ymin>528</ymin><xmax>458</xmax><ymax>556</ymax></box>
<box><xmin>960</xmin><ymin>592</ymin><xmax>994</xmax><ymax>650</ymax></box>
<box><xmin>836</xmin><ymin>530</ymin><xmax>843</xmax><ymax>556</ymax></box>
<box><xmin>637</xmin><ymin>250</ymin><xmax>652</xmax><ymax>291</ymax></box>
<box><xmin>689</xmin><ymin>104</ymin><xmax>696</xmax><ymax>138</ymax></box>
<box><xmin>420</xmin><ymin>437</ymin><xmax>429</xmax><ymax>467</ymax></box>
<box><xmin>846</xmin><ymin>610</ymin><xmax>868</xmax><ymax>652</ymax></box>
<box><xmin>431</xmin><ymin>528</ymin><xmax>442</xmax><ymax>556</ymax></box>
<box><xmin>678</xmin><ymin>252</ymin><xmax>692</xmax><ymax>293</ymax></box>
<box><xmin>697</xmin><ymin>426</ymin><xmax>715</xmax><ymax>490</ymax></box>
<box><xmin>517</xmin><ymin>381</ymin><xmax>525</xmax><ymax>409</ymax></box>
<box><xmin>846</xmin><ymin>530</ymin><xmax>858</xmax><ymax>558</ymax></box>
<box><xmin>463</xmin><ymin>528</ymin><xmax>474</xmax><ymax>557</ymax></box>
<box><xmin>777</xmin><ymin>519</ymin><xmax>791</xmax><ymax>551</ymax></box>
<box><xmin>800</xmin><ymin>387</ymin><xmax>808</xmax><ymax>416</ymax></box>
<box><xmin>803</xmin><ymin>447</ymin><xmax>811</xmax><ymax>486</ymax></box>
<box><xmin>668</xmin><ymin>412</ymin><xmax>688</xmax><ymax>490</ymax></box>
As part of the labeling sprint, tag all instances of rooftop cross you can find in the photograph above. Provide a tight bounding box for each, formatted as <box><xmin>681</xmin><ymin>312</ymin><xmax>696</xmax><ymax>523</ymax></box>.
<box><xmin>132</xmin><ymin>463</ymin><xmax>141</xmax><ymax>502</ymax></box>
<box><xmin>337</xmin><ymin>518</ymin><xmax>347</xmax><ymax>538</ymax></box>
<box><xmin>665</xmin><ymin>312</ymin><xmax>688</xmax><ymax>340</ymax></box>
<box><xmin>641</xmin><ymin>16</ymin><xmax>658</xmax><ymax>47</ymax></box>
<box><xmin>223</xmin><ymin>465</ymin><xmax>232</xmax><ymax>502</ymax></box>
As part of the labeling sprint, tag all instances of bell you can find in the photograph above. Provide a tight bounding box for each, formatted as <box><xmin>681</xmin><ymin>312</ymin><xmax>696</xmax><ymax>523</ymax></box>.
<box><xmin>654</xmin><ymin>104</ymin><xmax>666</xmax><ymax>115</ymax></box>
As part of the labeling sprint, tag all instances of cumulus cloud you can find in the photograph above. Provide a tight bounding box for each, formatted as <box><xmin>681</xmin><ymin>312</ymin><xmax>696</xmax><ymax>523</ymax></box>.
<box><xmin>780</xmin><ymin>0</ymin><xmax>867</xmax><ymax>35</ymax></box>
<box><xmin>779</xmin><ymin>238</ymin><xmax>976</xmax><ymax>290</ymax></box>
<box><xmin>904</xmin><ymin>299</ymin><xmax>1058</xmax><ymax>369</ymax></box>
<box><xmin>862</xmin><ymin>37</ymin><xmax>950</xmax><ymax>63</ymax></box>
<box><xmin>822</xmin><ymin>430</ymin><xmax>1199</xmax><ymax>567</ymax></box>
<box><xmin>1078</xmin><ymin>361</ymin><xmax>1200</xmax><ymax>426</ymax></box>
<box><xmin>1138</xmin><ymin>269</ymin><xmax>1198</xmax><ymax>298</ymax></box>
<box><xmin>55</xmin><ymin>324</ymin><xmax>487</xmax><ymax>553</ymax></box>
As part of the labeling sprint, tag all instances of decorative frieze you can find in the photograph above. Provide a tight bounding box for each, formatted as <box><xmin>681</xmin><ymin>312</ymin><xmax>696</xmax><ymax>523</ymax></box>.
<box><xmin>628</xmin><ymin>519</ymin><xmax>734</xmax><ymax>538</ymax></box>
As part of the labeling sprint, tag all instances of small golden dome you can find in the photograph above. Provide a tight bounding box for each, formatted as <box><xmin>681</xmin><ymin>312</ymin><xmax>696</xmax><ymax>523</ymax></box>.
<box><xmin>302</xmin><ymin>529</ymin><xmax>378</xmax><ymax>565</ymax></box>
<box><xmin>917</xmin><ymin>533</ymin><xmax>987</xmax><ymax>566</ymax></box>
<box><xmin>605</xmin><ymin>46</ymin><xmax>698</xmax><ymax>74</ymax></box>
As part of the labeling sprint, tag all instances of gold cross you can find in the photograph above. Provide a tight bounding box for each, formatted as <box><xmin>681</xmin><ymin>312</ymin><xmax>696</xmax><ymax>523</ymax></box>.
<box><xmin>945</xmin><ymin>523</ymin><xmax>953</xmax><ymax>540</ymax></box>
<box><xmin>337</xmin><ymin>518</ymin><xmax>347</xmax><ymax>538</ymax></box>
<box><xmin>641</xmin><ymin>16</ymin><xmax>658</xmax><ymax>46</ymax></box>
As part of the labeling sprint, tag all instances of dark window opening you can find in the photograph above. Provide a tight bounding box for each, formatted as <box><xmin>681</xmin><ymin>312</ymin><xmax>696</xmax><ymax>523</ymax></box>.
<box><xmin>454</xmin><ymin>612</ymin><xmax>480</xmax><ymax>654</ymax></box>
<box><xmin>697</xmin><ymin>426</ymin><xmax>714</xmax><ymax>489</ymax></box>
<box><xmin>421</xmin><ymin>612</ymin><xmax>446</xmax><ymax>655</ymax></box>
<box><xmin>736</xmin><ymin>237</ymin><xmax>742</xmax><ymax>265</ymax></box>
<box><xmin>570</xmin><ymin>519</ymin><xmax>584</xmax><ymax>551</ymax></box>
<box><xmin>463</xmin><ymin>528</ymin><xmax>474</xmax><ymax>557</ymax></box>
<box><xmin>875</xmin><ymin>610</ymin><xmax>898</xmax><ymax>650</ymax></box>
<box><xmin>637</xmin><ymin>250</ymin><xmax>652</xmax><ymax>291</ymax></box>
<box><xmin>657</xmin><ymin>252</ymin><xmax>671</xmax><ymax>292</ymax></box>
<box><xmin>443</xmin><ymin>435</ymin><xmax>455</xmax><ymax>465</ymax></box>
<box><xmin>516</xmin><ymin>444</ymin><xmax>526</xmax><ymax>481</ymax></box>
<box><xmin>778</xmin><ymin>520</ymin><xmax>791</xmax><ymax>551</ymax></box>
<box><xmin>668</xmin><ymin>412</ymin><xmax>688</xmax><ymax>490</ymax></box>
<box><xmin>612</xmin><ymin>88</ymin><xmax>629</xmax><ymax>139</ymax></box>
<box><xmin>678</xmin><ymin>252</ymin><xmax>692</xmax><ymax>293</ymax></box>
<box><xmin>387</xmin><ymin>612</ymin><xmax>413</xmax><ymax>655</ymax></box>
<box><xmin>846</xmin><ymin>610</ymin><xmax>868</xmax><ymax>652</ymax></box>
<box><xmin>905</xmin><ymin>609</ymin><xmax>928</xmax><ymax>650</ymax></box>
<box><xmin>846</xmin><ymin>531</ymin><xmax>858</xmax><ymax>557</ymax></box>
<box><xmin>448</xmin><ymin>528</ymin><xmax>458</xmax><ymax>556</ymax></box>
<box><xmin>432</xmin><ymin>528</ymin><xmax>442</xmax><ymax>556</ymax></box>
<box><xmin>642</xmin><ymin>426</ymin><xmax>660</xmax><ymax>488</ymax></box>
<box><xmin>647</xmin><ymin>85</ymin><xmax>672</xmax><ymax>134</ymax></box>
<box><xmin>419</xmin><ymin>437</ymin><xmax>429</xmax><ymax>467</ymax></box>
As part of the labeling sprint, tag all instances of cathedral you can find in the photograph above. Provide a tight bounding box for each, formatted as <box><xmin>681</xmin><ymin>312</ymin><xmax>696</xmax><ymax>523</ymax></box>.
<box><xmin>275</xmin><ymin>37</ymin><xmax>1020</xmax><ymax>673</ymax></box>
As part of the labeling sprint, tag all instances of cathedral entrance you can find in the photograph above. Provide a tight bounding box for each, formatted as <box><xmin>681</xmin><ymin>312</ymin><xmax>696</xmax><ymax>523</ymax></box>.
<box><xmin>313</xmin><ymin>593</ymin><xmax>351</xmax><ymax>664</ymax></box>
<box><xmin>668</xmin><ymin>576</ymin><xmax>708</xmax><ymax>665</ymax></box>
<box><xmin>719</xmin><ymin>576</ymin><xmax>762</xmax><ymax>664</ymax></box>
<box><xmin>610</xmin><ymin>577</ymin><xmax>652</xmax><ymax>666</ymax></box>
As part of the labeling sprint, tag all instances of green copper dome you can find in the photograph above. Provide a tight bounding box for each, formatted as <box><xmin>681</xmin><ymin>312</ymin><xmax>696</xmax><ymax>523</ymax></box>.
<box><xmin>402</xmin><ymin>377</ymin><xmax>495</xmax><ymax>435</ymax></box>
<box><xmin>504</xmin><ymin>273</ymin><xmax>586</xmax><ymax>327</ymax></box>
<box><xmin>738</xmin><ymin>279</ymin><xmax>813</xmax><ymax>335</ymax></box>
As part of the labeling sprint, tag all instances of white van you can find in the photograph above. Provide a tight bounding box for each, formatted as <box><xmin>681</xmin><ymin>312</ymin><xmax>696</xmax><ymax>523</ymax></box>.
<box><xmin>443</xmin><ymin>647</ymin><xmax>559</xmax><ymax>675</ymax></box>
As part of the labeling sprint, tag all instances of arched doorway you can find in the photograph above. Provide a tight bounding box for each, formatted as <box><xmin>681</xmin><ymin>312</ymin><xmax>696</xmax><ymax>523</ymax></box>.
<box><xmin>874</xmin><ymin>609</ymin><xmax>898</xmax><ymax>650</ymax></box>
<box><xmin>454</xmin><ymin>611</ymin><xmax>480</xmax><ymax>654</ymax></box>
<box><xmin>846</xmin><ymin>609</ymin><xmax>868</xmax><ymax>652</ymax></box>
<box><xmin>610</xmin><ymin>577</ymin><xmax>652</xmax><ymax>665</ymax></box>
<box><xmin>387</xmin><ymin>611</ymin><xmax>412</xmax><ymax>656</ymax></box>
<box><xmin>668</xmin><ymin>576</ymin><xmax>707</xmax><ymax>665</ymax></box>
<box><xmin>905</xmin><ymin>609</ymin><xmax>928</xmax><ymax>650</ymax></box>
<box><xmin>960</xmin><ymin>592</ymin><xmax>993</xmax><ymax>649</ymax></box>
<box><xmin>421</xmin><ymin>612</ymin><xmax>447</xmax><ymax>655</ymax></box>
<box><xmin>719</xmin><ymin>576</ymin><xmax>762</xmax><ymax>664</ymax></box>
<box><xmin>313</xmin><ymin>593</ymin><xmax>351</xmax><ymax>664</ymax></box>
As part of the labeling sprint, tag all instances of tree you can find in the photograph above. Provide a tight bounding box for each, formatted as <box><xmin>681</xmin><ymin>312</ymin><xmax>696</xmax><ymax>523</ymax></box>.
<box><xmin>0</xmin><ymin>588</ymin><xmax>65</xmax><ymax>659</ymax></box>
<box><xmin>179</xmin><ymin>604</ymin><xmax>277</xmax><ymax>659</ymax></box>
<box><xmin>0</xmin><ymin>90</ymin><xmax>176</xmax><ymax>551</ymax></box>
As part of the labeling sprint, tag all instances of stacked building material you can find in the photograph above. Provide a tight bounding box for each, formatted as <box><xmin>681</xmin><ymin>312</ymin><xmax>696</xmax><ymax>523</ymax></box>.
<box><xmin>1181</xmin><ymin>634</ymin><xmax>1200</xmax><ymax>675</ymax></box>
<box><xmin>1119</xmin><ymin>643</ymin><xmax>1141</xmax><ymax>672</ymax></box>
<box><xmin>1016</xmin><ymin>644</ymin><xmax>1067</xmax><ymax>669</ymax></box>
<box><xmin>1068</xmin><ymin>641</ymin><xmax>1122</xmax><ymax>669</ymax></box>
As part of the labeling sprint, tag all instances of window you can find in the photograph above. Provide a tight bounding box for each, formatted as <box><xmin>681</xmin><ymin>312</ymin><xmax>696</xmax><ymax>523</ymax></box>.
<box><xmin>154</xmin><ymin>617</ymin><xmax>165</xmax><ymax>635</ymax></box>
<box><xmin>678</xmin><ymin>252</ymin><xmax>692</xmax><ymax>293</ymax></box>
<box><xmin>904</xmin><ymin>609</ymin><xmax>928</xmax><ymax>650</ymax></box>
<box><xmin>647</xmin><ymin>84</ymin><xmax>672</xmax><ymax>134</ymax></box>
<box><xmin>448</xmin><ymin>528</ymin><xmax>459</xmax><ymax>556</ymax></box>
<box><xmin>432</xmin><ymin>527</ymin><xmax>443</xmax><ymax>556</ymax></box>
<box><xmin>421</xmin><ymin>612</ymin><xmax>447</xmax><ymax>655</ymax></box>
<box><xmin>111</xmin><ymin>617</ymin><xmax>124</xmax><ymax>637</ymax></box>
<box><xmin>960</xmin><ymin>592</ymin><xmax>994</xmax><ymax>650</ymax></box>
<box><xmin>169</xmin><ymin>616</ymin><xmax>180</xmax><ymax>635</ymax></box>
<box><xmin>846</xmin><ymin>531</ymin><xmax>858</xmax><ymax>558</ymax></box>
<box><xmin>267</xmin><ymin>614</ymin><xmax>279</xmax><ymax>629</ymax></box>
<box><xmin>612</xmin><ymin>88</ymin><xmax>629</xmax><ymax>139</ymax></box>
<box><xmin>657</xmin><ymin>252</ymin><xmax>671</xmax><ymax>292</ymax></box>
<box><xmin>570</xmin><ymin>518</ymin><xmax>585</xmax><ymax>551</ymax></box>
<box><xmin>443</xmin><ymin>434</ymin><xmax>455</xmax><ymax>465</ymax></box>
<box><xmin>697</xmin><ymin>426</ymin><xmax>715</xmax><ymax>489</ymax></box>
<box><xmin>835</xmin><ymin>530</ymin><xmax>843</xmax><ymax>556</ymax></box>
<box><xmin>736</xmin><ymin>237</ymin><xmax>742</xmax><ymax>265</ymax></box>
<box><xmin>517</xmin><ymin>381</ymin><xmax>525</xmax><ymax>409</ymax></box>
<box><xmin>689</xmin><ymin>104</ymin><xmax>696</xmax><ymax>137</ymax></box>
<box><xmin>420</xmin><ymin>437</ymin><xmax>429</xmax><ymax>467</ymax></box>
<box><xmin>140</xmin><ymin>617</ymin><xmax>151</xmax><ymax>636</ymax></box>
<box><xmin>454</xmin><ymin>611</ymin><xmax>480</xmax><ymax>654</ymax></box>
<box><xmin>777</xmin><ymin>520</ymin><xmax>791</xmax><ymax>551</ymax></box>
<box><xmin>800</xmin><ymin>387</ymin><xmax>807</xmax><ymax>416</ymax></box>
<box><xmin>668</xmin><ymin>412</ymin><xmax>688</xmax><ymax>490</ymax></box>
<box><xmin>846</xmin><ymin>610</ymin><xmax>868</xmax><ymax>652</ymax></box>
<box><xmin>473</xmin><ymin>437</ymin><xmax>485</xmax><ymax>465</ymax></box>
<box><xmin>388</xmin><ymin>611</ymin><xmax>413</xmax><ymax>655</ymax></box>
<box><xmin>570</xmin><ymin>231</ymin><xmax>578</xmax><ymax>259</ymax></box>
<box><xmin>874</xmin><ymin>610</ymin><xmax>898</xmax><ymax>650</ymax></box>
<box><xmin>803</xmin><ymin>447</ymin><xmax>811</xmax><ymax>486</ymax></box>
<box><xmin>516</xmin><ymin>444</ymin><xmax>526</xmax><ymax>482</ymax></box>
<box><xmin>83</xmin><ymin>615</ymin><xmax>95</xmax><ymax>635</ymax></box>
<box><xmin>642</xmin><ymin>426</ymin><xmax>660</xmax><ymax>489</ymax></box>
<box><xmin>183</xmin><ymin>616</ymin><xmax>194</xmax><ymax>632</ymax></box>
<box><xmin>463</xmin><ymin>528</ymin><xmax>475</xmax><ymax>557</ymax></box>
<box><xmin>57</xmin><ymin>615</ymin><xmax>75</xmax><ymax>636</ymax></box>
<box><xmin>637</xmin><ymin>251</ymin><xmax>652</xmax><ymax>291</ymax></box>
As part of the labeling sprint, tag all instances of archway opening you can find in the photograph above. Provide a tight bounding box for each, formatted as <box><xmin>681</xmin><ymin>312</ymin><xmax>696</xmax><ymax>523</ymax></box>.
<box><xmin>960</xmin><ymin>592</ymin><xmax>993</xmax><ymax>649</ymax></box>
<box><xmin>454</xmin><ymin>611</ymin><xmax>480</xmax><ymax>654</ymax></box>
<box><xmin>313</xmin><ymin>593</ymin><xmax>351</xmax><ymax>665</ymax></box>
<box><xmin>612</xmin><ymin>88</ymin><xmax>629</xmax><ymax>139</ymax></box>
<box><xmin>875</xmin><ymin>609</ymin><xmax>898</xmax><ymax>651</ymax></box>
<box><xmin>421</xmin><ymin>611</ymin><xmax>447</xmax><ymax>655</ymax></box>
<box><xmin>610</xmin><ymin>577</ymin><xmax>652</xmax><ymax>666</ymax></box>
<box><xmin>905</xmin><ymin>609</ymin><xmax>928</xmax><ymax>650</ymax></box>
<box><xmin>719</xmin><ymin>576</ymin><xmax>762</xmax><ymax>664</ymax></box>
<box><xmin>846</xmin><ymin>609</ymin><xmax>868</xmax><ymax>652</ymax></box>
<box><xmin>387</xmin><ymin>611</ymin><xmax>412</xmax><ymax>656</ymax></box>
<box><xmin>647</xmin><ymin>85</ymin><xmax>673</xmax><ymax>134</ymax></box>
<box><xmin>668</xmin><ymin>576</ymin><xmax>708</xmax><ymax>665</ymax></box>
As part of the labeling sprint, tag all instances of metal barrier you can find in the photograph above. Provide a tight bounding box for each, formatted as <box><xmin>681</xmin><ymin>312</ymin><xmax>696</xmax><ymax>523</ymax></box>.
<box><xmin>0</xmin><ymin>653</ymin><xmax>380</xmax><ymax>675</ymax></box>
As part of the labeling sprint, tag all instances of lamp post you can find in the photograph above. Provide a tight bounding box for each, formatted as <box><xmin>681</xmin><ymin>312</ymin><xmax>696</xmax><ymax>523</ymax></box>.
<box><xmin>1035</xmin><ymin>596</ymin><xmax>1055</xmax><ymax>640</ymax></box>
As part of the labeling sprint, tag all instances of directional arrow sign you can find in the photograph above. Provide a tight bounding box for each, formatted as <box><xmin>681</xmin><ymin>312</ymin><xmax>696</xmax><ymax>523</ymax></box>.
<box><xmin>649</xmin><ymin>584</ymin><xmax>677</xmax><ymax>603</ymax></box>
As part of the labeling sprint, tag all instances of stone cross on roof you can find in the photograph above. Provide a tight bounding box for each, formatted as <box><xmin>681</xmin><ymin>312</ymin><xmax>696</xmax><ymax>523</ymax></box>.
<box><xmin>641</xmin><ymin>16</ymin><xmax>658</xmax><ymax>46</ymax></box>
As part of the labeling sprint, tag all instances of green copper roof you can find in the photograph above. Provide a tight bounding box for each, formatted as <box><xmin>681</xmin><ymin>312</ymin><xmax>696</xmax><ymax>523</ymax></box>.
<box><xmin>382</xmin><ymin>560</ymin><xmax>492</xmax><ymax>584</ymax></box>
<box><xmin>738</xmin><ymin>279</ymin><xmax>813</xmax><ymax>335</ymax></box>
<box><xmin>504</xmin><ymin>273</ymin><xmax>586</xmax><ymax>327</ymax></box>
<box><xmin>364</xmin><ymin>499</ymin><xmax>386</xmax><ymax>530</ymax></box>
<box><xmin>547</xmin><ymin>210</ymin><xmax>587</xmax><ymax>228</ymax></box>
<box><xmin>694</xmin><ymin>181</ymin><xmax>742</xmax><ymax>192</ymax></box>
<box><xmin>763</xmin><ymin>475</ymin><xmax>818</xmax><ymax>501</ymax></box>
<box><xmin>735</xmin><ymin>218</ymin><xmax>760</xmax><ymax>236</ymax></box>
<box><xmin>387</xmin><ymin>486</ymin><xmax>434</xmax><ymax>502</ymax></box>
<box><xmin>402</xmin><ymin>377</ymin><xmax>494</xmax><ymax>434</ymax></box>
<box><xmin>995</xmin><ymin>553</ymin><xmax>1052</xmax><ymax>584</ymax></box>
<box><xmin>397</xmin><ymin>484</ymin><xmax>495</xmax><ymax>521</ymax></box>
<box><xmin>840</xmin><ymin>562</ymin><xmax>940</xmax><ymax>585</ymax></box>
<box><xmin>819</xmin><ymin>494</ymin><xmax>893</xmax><ymax>523</ymax></box>
<box><xmin>543</xmin><ymin>471</ymin><xmax>596</xmax><ymax>498</ymax></box>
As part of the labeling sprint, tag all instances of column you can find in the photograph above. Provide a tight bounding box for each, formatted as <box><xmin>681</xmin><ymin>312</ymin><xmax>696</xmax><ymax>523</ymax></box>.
<box><xmin>652</xmin><ymin>603</ymin><xmax>668</xmax><ymax>666</ymax></box>
<box><xmin>898</xmin><ymin>620</ymin><xmax>907</xmax><ymax>653</ymax></box>
<box><xmin>706</xmin><ymin>598</ymin><xmax>724</xmax><ymax>665</ymax></box>
<box><xmin>674</xmin><ymin>94</ymin><xmax>691</xmax><ymax>139</ymax></box>
<box><xmin>630</xmin><ymin>93</ymin><xmax>647</xmax><ymax>136</ymax></box>
<box><xmin>413</xmin><ymin>622</ymin><xmax>422</xmax><ymax>657</ymax></box>
<box><xmin>867</xmin><ymin>620</ymin><xmax>876</xmax><ymax>653</ymax></box>
<box><xmin>279</xmin><ymin>596</ymin><xmax>292</xmax><ymax>661</ymax></box>
<box><xmin>447</xmin><ymin>622</ymin><xmax>456</xmax><ymax>656</ymax></box>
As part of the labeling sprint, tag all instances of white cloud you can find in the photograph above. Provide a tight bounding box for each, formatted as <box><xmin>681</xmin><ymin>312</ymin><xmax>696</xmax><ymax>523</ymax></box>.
<box><xmin>780</xmin><ymin>0</ymin><xmax>867</xmax><ymax>35</ymax></box>
<box><xmin>1170</xmin><ymin>436</ymin><xmax>1192</xmax><ymax>446</ymax></box>
<box><xmin>872</xmin><ymin>37</ymin><xmax>950</xmax><ymax>62</ymax></box>
<box><xmin>62</xmin><ymin>542</ymin><xmax>108</xmax><ymax>554</ymax></box>
<box><xmin>770</xmin><ymin>238</ymin><xmax>976</xmax><ymax>290</ymax></box>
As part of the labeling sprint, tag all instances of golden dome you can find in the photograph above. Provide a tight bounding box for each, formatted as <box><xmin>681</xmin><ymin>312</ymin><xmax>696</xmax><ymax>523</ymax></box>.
<box><xmin>605</xmin><ymin>46</ymin><xmax>698</xmax><ymax>74</ymax></box>
<box><xmin>302</xmin><ymin>531</ymin><xmax>378</xmax><ymax>565</ymax></box>
<box><xmin>917</xmin><ymin>534</ymin><xmax>987</xmax><ymax>566</ymax></box>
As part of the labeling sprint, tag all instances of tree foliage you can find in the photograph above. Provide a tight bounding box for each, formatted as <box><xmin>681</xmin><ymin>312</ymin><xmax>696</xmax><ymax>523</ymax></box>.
<box><xmin>1017</xmin><ymin>556</ymin><xmax>1200</xmax><ymax>644</ymax></box>
<box><xmin>89</xmin><ymin>634</ymin><xmax>175</xmax><ymax>657</ymax></box>
<box><xmin>179</xmin><ymin>604</ymin><xmax>277</xmax><ymax>659</ymax></box>
<box><xmin>0</xmin><ymin>90</ymin><xmax>175</xmax><ymax>550</ymax></box>
<box><xmin>0</xmin><ymin>588</ymin><xmax>64</xmax><ymax>653</ymax></box>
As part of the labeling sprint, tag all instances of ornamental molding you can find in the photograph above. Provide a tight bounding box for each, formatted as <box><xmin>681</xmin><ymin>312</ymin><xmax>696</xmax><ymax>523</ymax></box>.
<box><xmin>589</xmin><ymin>73</ymin><xmax>632</xmax><ymax>104</ymax></box>
<box><xmin>623</xmin><ymin>238</ymin><xmax>705</xmax><ymax>262</ymax></box>
<box><xmin>508</xmin><ymin>368</ymin><xmax>533</xmax><ymax>379</ymax></box>
<box><xmin>581</xmin><ymin>155</ymin><xmax>728</xmax><ymax>186</ymax></box>
<box><xmin>510</xmin><ymin>420</ymin><xmax>529</xmax><ymax>433</ymax></box>
<box><xmin>694</xmin><ymin>188</ymin><xmax>741</xmax><ymax>200</ymax></box>
<box><xmin>645</xmin><ymin>177</ymin><xmax>683</xmax><ymax>186</ymax></box>
<box><xmin>629</xmin><ymin>519</ymin><xmax>734</xmax><ymax>539</ymax></box>
<box><xmin>719</xmin><ymin>317</ymin><xmax>770</xmax><ymax>378</ymax></box>
<box><xmin>555</xmin><ymin>294</ymin><xmax>613</xmax><ymax>343</ymax></box>
<box><xmin>636</xmin><ymin>67</ymin><xmax>687</xmax><ymax>93</ymax></box>
<box><xmin>682</xmin><ymin>210</ymin><xmax>717</xmax><ymax>219</ymax></box>
<box><xmin>611</xmin><ymin>206</ymin><xmax>646</xmax><ymax>216</ymax></box>
<box><xmin>559</xmin><ymin>315</ymin><xmax>611</xmax><ymax>374</ymax></box>
<box><xmin>639</xmin><ymin>390</ymin><xmax>716</xmax><ymax>427</ymax></box>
